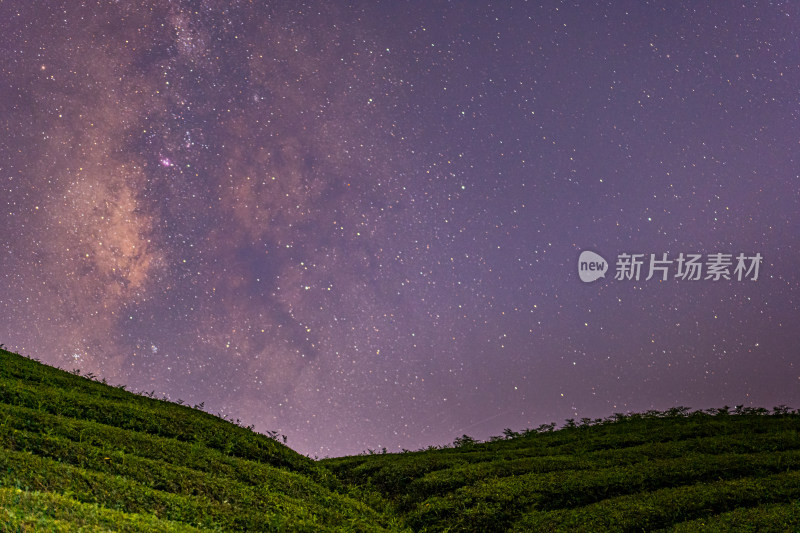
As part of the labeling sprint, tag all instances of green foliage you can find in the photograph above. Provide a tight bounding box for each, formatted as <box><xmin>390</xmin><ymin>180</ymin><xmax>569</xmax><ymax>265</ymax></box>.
<box><xmin>0</xmin><ymin>486</ymin><xmax>201</xmax><ymax>532</ymax></box>
<box><xmin>664</xmin><ymin>500</ymin><xmax>800</xmax><ymax>532</ymax></box>
<box><xmin>3</xmin><ymin>346</ymin><xmax>800</xmax><ymax>532</ymax></box>
<box><xmin>452</xmin><ymin>434</ymin><xmax>478</xmax><ymax>448</ymax></box>
<box><xmin>514</xmin><ymin>472</ymin><xmax>800</xmax><ymax>532</ymax></box>
<box><xmin>323</xmin><ymin>402</ymin><xmax>800</xmax><ymax>532</ymax></box>
<box><xmin>0</xmin><ymin>348</ymin><xmax>402</xmax><ymax>532</ymax></box>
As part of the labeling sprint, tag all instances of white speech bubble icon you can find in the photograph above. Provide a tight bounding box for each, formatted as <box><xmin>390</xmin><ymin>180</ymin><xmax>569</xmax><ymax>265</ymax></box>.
<box><xmin>578</xmin><ymin>251</ymin><xmax>608</xmax><ymax>283</ymax></box>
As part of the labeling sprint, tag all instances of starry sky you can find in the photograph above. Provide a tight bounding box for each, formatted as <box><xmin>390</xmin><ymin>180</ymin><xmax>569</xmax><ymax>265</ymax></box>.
<box><xmin>1</xmin><ymin>1</ymin><xmax>798</xmax><ymax>457</ymax></box>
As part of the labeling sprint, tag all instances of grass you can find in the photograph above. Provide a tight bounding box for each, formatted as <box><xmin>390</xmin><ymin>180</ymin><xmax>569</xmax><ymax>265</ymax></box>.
<box><xmin>1</xmin><ymin>347</ymin><xmax>799</xmax><ymax>531</ymax></box>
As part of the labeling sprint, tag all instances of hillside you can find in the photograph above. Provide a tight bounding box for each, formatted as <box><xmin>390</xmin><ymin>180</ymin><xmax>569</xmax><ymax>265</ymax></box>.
<box><xmin>2</xmin><ymin>347</ymin><xmax>800</xmax><ymax>532</ymax></box>
<box><xmin>0</xmin><ymin>348</ymin><xmax>401</xmax><ymax>531</ymax></box>
<box><xmin>322</xmin><ymin>408</ymin><xmax>800</xmax><ymax>532</ymax></box>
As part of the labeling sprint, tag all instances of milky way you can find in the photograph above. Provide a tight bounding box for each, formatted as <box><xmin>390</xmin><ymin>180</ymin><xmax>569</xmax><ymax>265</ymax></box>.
<box><xmin>2</xmin><ymin>2</ymin><xmax>799</xmax><ymax>456</ymax></box>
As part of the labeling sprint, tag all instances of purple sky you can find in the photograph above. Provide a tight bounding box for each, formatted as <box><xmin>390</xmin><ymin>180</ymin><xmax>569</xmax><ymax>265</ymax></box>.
<box><xmin>2</xmin><ymin>1</ymin><xmax>798</xmax><ymax>457</ymax></box>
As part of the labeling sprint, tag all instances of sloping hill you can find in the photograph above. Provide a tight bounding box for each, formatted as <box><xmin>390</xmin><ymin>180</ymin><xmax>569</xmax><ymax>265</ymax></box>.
<box><xmin>0</xmin><ymin>348</ymin><xmax>401</xmax><ymax>531</ymax></box>
<box><xmin>3</xmin><ymin>346</ymin><xmax>800</xmax><ymax>532</ymax></box>
<box><xmin>323</xmin><ymin>408</ymin><xmax>800</xmax><ymax>532</ymax></box>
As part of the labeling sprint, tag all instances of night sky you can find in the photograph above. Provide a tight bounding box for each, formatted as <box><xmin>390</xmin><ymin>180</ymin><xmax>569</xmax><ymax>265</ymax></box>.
<box><xmin>1</xmin><ymin>1</ymin><xmax>798</xmax><ymax>457</ymax></box>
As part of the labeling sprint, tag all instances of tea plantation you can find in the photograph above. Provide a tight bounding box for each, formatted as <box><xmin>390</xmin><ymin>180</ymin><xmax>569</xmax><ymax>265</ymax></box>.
<box><xmin>0</xmin><ymin>348</ymin><xmax>400</xmax><ymax>531</ymax></box>
<box><xmin>324</xmin><ymin>408</ymin><xmax>800</xmax><ymax>532</ymax></box>
<box><xmin>2</xmin><ymin>347</ymin><xmax>799</xmax><ymax>531</ymax></box>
